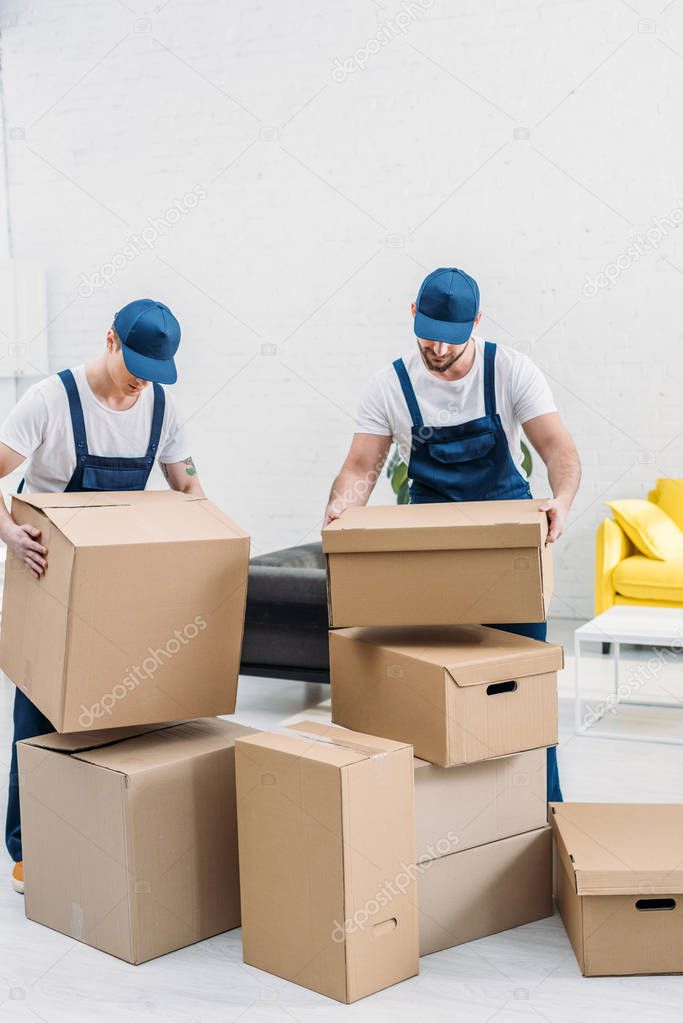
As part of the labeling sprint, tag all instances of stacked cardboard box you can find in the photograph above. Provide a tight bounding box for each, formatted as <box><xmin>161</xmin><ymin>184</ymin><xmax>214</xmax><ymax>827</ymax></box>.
<box><xmin>18</xmin><ymin>718</ymin><xmax>257</xmax><ymax>963</ymax></box>
<box><xmin>234</xmin><ymin>722</ymin><xmax>419</xmax><ymax>1001</ymax></box>
<box><xmin>323</xmin><ymin>499</ymin><xmax>553</xmax><ymax>627</ymax></box>
<box><xmin>1</xmin><ymin>490</ymin><xmax>255</xmax><ymax>962</ymax></box>
<box><xmin>322</xmin><ymin>500</ymin><xmax>562</xmax><ymax>956</ymax></box>
<box><xmin>415</xmin><ymin>750</ymin><xmax>552</xmax><ymax>955</ymax></box>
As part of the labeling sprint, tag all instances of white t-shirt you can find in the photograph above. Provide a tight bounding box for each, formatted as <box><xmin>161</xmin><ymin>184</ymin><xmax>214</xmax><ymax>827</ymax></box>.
<box><xmin>0</xmin><ymin>365</ymin><xmax>191</xmax><ymax>493</ymax></box>
<box><xmin>355</xmin><ymin>338</ymin><xmax>556</xmax><ymax>472</ymax></box>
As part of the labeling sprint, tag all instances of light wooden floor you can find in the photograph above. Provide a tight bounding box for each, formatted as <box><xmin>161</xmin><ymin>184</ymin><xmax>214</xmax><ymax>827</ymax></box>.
<box><xmin>1</xmin><ymin>618</ymin><xmax>682</xmax><ymax>1022</ymax></box>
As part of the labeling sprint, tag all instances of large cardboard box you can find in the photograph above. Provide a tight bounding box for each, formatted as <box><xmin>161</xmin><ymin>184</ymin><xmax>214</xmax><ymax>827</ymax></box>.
<box><xmin>418</xmin><ymin>828</ymin><xmax>553</xmax><ymax>956</ymax></box>
<box><xmin>0</xmin><ymin>490</ymin><xmax>249</xmax><ymax>731</ymax></box>
<box><xmin>18</xmin><ymin>718</ymin><xmax>256</xmax><ymax>964</ymax></box>
<box><xmin>550</xmin><ymin>802</ymin><xmax>683</xmax><ymax>976</ymax></box>
<box><xmin>331</xmin><ymin>625</ymin><xmax>563</xmax><ymax>766</ymax></box>
<box><xmin>322</xmin><ymin>500</ymin><xmax>552</xmax><ymax>627</ymax></box>
<box><xmin>414</xmin><ymin>747</ymin><xmax>551</xmax><ymax>955</ymax></box>
<box><xmin>414</xmin><ymin>746</ymin><xmax>548</xmax><ymax>858</ymax></box>
<box><xmin>235</xmin><ymin>721</ymin><xmax>419</xmax><ymax>1003</ymax></box>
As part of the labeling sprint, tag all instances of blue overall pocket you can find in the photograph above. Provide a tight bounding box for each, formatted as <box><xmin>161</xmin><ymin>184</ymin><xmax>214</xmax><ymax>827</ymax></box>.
<box><xmin>82</xmin><ymin>464</ymin><xmax>150</xmax><ymax>491</ymax></box>
<box><xmin>429</xmin><ymin>430</ymin><xmax>496</xmax><ymax>464</ymax></box>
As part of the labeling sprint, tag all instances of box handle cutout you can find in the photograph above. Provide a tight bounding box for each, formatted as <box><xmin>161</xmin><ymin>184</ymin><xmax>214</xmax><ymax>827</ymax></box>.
<box><xmin>486</xmin><ymin>680</ymin><xmax>517</xmax><ymax>696</ymax></box>
<box><xmin>372</xmin><ymin>917</ymin><xmax>397</xmax><ymax>938</ymax></box>
<box><xmin>635</xmin><ymin>898</ymin><xmax>676</xmax><ymax>912</ymax></box>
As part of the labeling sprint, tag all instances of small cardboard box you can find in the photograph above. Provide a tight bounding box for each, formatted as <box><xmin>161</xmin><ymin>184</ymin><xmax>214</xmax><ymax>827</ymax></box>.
<box><xmin>0</xmin><ymin>490</ymin><xmax>250</xmax><ymax>731</ymax></box>
<box><xmin>414</xmin><ymin>746</ymin><xmax>548</xmax><ymax>859</ymax></box>
<box><xmin>330</xmin><ymin>625</ymin><xmax>563</xmax><ymax>766</ymax></box>
<box><xmin>322</xmin><ymin>500</ymin><xmax>552</xmax><ymax>627</ymax></box>
<box><xmin>18</xmin><ymin>718</ymin><xmax>256</xmax><ymax>964</ymax></box>
<box><xmin>550</xmin><ymin>802</ymin><xmax>683</xmax><ymax>976</ymax></box>
<box><xmin>418</xmin><ymin>827</ymin><xmax>553</xmax><ymax>956</ymax></box>
<box><xmin>235</xmin><ymin>721</ymin><xmax>419</xmax><ymax>1003</ymax></box>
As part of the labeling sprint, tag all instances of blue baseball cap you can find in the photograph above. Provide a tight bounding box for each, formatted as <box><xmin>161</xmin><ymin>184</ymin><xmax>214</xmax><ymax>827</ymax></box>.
<box><xmin>113</xmin><ymin>299</ymin><xmax>180</xmax><ymax>384</ymax></box>
<box><xmin>414</xmin><ymin>267</ymin><xmax>480</xmax><ymax>345</ymax></box>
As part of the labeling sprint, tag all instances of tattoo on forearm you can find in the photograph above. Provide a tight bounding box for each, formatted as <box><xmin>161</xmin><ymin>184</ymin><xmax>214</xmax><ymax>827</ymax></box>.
<box><xmin>183</xmin><ymin>456</ymin><xmax>197</xmax><ymax>477</ymax></box>
<box><xmin>160</xmin><ymin>462</ymin><xmax>170</xmax><ymax>482</ymax></box>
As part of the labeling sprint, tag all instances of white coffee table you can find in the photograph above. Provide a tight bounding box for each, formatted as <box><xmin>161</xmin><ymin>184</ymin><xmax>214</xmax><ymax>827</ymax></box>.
<box><xmin>574</xmin><ymin>606</ymin><xmax>683</xmax><ymax>743</ymax></box>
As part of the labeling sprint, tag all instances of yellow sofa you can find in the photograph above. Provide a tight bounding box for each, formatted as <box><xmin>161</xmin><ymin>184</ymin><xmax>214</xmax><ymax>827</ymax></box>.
<box><xmin>595</xmin><ymin>479</ymin><xmax>683</xmax><ymax>614</ymax></box>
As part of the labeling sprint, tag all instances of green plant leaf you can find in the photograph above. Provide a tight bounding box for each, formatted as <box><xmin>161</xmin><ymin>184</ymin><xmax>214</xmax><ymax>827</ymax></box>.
<box><xmin>385</xmin><ymin>446</ymin><xmax>401</xmax><ymax>477</ymax></box>
<box><xmin>390</xmin><ymin>460</ymin><xmax>408</xmax><ymax>495</ymax></box>
<box><xmin>521</xmin><ymin>440</ymin><xmax>533</xmax><ymax>478</ymax></box>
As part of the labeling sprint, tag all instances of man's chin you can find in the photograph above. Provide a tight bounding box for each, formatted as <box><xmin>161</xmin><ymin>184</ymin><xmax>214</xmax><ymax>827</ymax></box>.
<box><xmin>424</xmin><ymin>356</ymin><xmax>457</xmax><ymax>374</ymax></box>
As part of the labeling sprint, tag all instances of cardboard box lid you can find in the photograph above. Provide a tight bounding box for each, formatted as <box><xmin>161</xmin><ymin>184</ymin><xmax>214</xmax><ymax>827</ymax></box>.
<box><xmin>550</xmin><ymin>803</ymin><xmax>683</xmax><ymax>895</ymax></box>
<box><xmin>236</xmin><ymin>720</ymin><xmax>411</xmax><ymax>769</ymax></box>
<box><xmin>334</xmin><ymin>625</ymin><xmax>563</xmax><ymax>686</ymax></box>
<box><xmin>21</xmin><ymin>718</ymin><xmax>251</xmax><ymax>775</ymax></box>
<box><xmin>322</xmin><ymin>500</ymin><xmax>548</xmax><ymax>554</ymax></box>
<box><xmin>13</xmin><ymin>491</ymin><xmax>249</xmax><ymax>547</ymax></box>
<box><xmin>20</xmin><ymin>721</ymin><xmax>176</xmax><ymax>753</ymax></box>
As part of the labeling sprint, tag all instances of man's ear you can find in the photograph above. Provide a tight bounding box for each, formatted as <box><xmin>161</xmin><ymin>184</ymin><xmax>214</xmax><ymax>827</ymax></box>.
<box><xmin>411</xmin><ymin>302</ymin><xmax>416</xmax><ymax>318</ymax></box>
<box><xmin>475</xmin><ymin>311</ymin><xmax>482</xmax><ymax>326</ymax></box>
<box><xmin>105</xmin><ymin>328</ymin><xmax>117</xmax><ymax>353</ymax></box>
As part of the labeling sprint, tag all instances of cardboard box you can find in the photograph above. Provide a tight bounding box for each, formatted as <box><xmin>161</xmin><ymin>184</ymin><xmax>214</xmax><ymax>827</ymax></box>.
<box><xmin>414</xmin><ymin>746</ymin><xmax>548</xmax><ymax>858</ymax></box>
<box><xmin>550</xmin><ymin>802</ymin><xmax>683</xmax><ymax>976</ymax></box>
<box><xmin>0</xmin><ymin>490</ymin><xmax>250</xmax><ymax>731</ymax></box>
<box><xmin>330</xmin><ymin>625</ymin><xmax>563</xmax><ymax>766</ymax></box>
<box><xmin>418</xmin><ymin>827</ymin><xmax>553</xmax><ymax>956</ymax></box>
<box><xmin>235</xmin><ymin>721</ymin><xmax>419</xmax><ymax>1003</ymax></box>
<box><xmin>18</xmin><ymin>718</ymin><xmax>256</xmax><ymax>964</ymax></box>
<box><xmin>322</xmin><ymin>500</ymin><xmax>552</xmax><ymax>627</ymax></box>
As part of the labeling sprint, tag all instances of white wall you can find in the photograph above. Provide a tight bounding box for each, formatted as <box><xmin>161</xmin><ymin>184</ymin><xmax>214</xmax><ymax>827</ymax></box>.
<box><xmin>1</xmin><ymin>0</ymin><xmax>682</xmax><ymax>618</ymax></box>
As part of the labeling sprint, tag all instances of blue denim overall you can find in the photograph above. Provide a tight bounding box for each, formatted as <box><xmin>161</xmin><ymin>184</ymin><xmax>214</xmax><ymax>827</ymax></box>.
<box><xmin>393</xmin><ymin>342</ymin><xmax>562</xmax><ymax>801</ymax></box>
<box><xmin>5</xmin><ymin>369</ymin><xmax>165</xmax><ymax>862</ymax></box>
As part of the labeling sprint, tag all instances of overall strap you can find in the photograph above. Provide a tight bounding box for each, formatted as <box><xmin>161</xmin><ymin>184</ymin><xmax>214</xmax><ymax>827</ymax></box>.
<box><xmin>483</xmin><ymin>341</ymin><xmax>497</xmax><ymax>418</ymax></box>
<box><xmin>146</xmin><ymin>383</ymin><xmax>166</xmax><ymax>460</ymax></box>
<box><xmin>392</xmin><ymin>358</ymin><xmax>424</xmax><ymax>429</ymax></box>
<box><xmin>58</xmin><ymin>369</ymin><xmax>89</xmax><ymax>458</ymax></box>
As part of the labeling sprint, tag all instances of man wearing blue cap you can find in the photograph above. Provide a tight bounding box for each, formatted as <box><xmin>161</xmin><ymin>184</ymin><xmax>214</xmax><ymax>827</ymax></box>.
<box><xmin>325</xmin><ymin>268</ymin><xmax>581</xmax><ymax>802</ymax></box>
<box><xmin>0</xmin><ymin>299</ymin><xmax>202</xmax><ymax>893</ymax></box>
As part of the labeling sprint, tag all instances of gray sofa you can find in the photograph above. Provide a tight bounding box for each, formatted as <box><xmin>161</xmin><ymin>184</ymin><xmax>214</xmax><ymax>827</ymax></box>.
<box><xmin>240</xmin><ymin>542</ymin><xmax>330</xmax><ymax>683</ymax></box>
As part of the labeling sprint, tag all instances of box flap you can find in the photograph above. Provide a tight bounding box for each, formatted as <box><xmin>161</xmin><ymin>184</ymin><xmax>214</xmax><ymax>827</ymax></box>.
<box><xmin>550</xmin><ymin>803</ymin><xmax>683</xmax><ymax>895</ymax></box>
<box><xmin>332</xmin><ymin>624</ymin><xmax>563</xmax><ymax>685</ymax></box>
<box><xmin>288</xmin><ymin>720</ymin><xmax>410</xmax><ymax>756</ymax></box>
<box><xmin>236</xmin><ymin>721</ymin><xmax>411</xmax><ymax>769</ymax></box>
<box><xmin>72</xmin><ymin>718</ymin><xmax>255</xmax><ymax>773</ymax></box>
<box><xmin>19</xmin><ymin>721</ymin><xmax>181</xmax><ymax>754</ymax></box>
<box><xmin>13</xmin><ymin>490</ymin><xmax>198</xmax><ymax>510</ymax></box>
<box><xmin>14</xmin><ymin>492</ymin><xmax>249</xmax><ymax>547</ymax></box>
<box><xmin>445</xmin><ymin>642</ymin><xmax>564</xmax><ymax>687</ymax></box>
<box><xmin>322</xmin><ymin>500</ymin><xmax>548</xmax><ymax>554</ymax></box>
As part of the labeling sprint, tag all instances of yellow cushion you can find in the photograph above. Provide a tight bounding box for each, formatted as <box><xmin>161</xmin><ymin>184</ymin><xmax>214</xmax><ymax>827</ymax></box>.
<box><xmin>614</xmin><ymin>595</ymin><xmax>683</xmax><ymax>608</ymax></box>
<box><xmin>613</xmin><ymin>555</ymin><xmax>683</xmax><ymax>602</ymax></box>
<box><xmin>606</xmin><ymin>499</ymin><xmax>683</xmax><ymax>561</ymax></box>
<box><xmin>649</xmin><ymin>478</ymin><xmax>683</xmax><ymax>533</ymax></box>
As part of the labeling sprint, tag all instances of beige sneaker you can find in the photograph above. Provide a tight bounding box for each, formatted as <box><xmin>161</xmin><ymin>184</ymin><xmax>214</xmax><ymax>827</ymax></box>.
<box><xmin>11</xmin><ymin>861</ymin><xmax>24</xmax><ymax>895</ymax></box>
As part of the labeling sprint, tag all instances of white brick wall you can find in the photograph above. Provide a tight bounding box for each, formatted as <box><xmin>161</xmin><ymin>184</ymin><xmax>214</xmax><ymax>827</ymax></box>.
<box><xmin>1</xmin><ymin>0</ymin><xmax>682</xmax><ymax>617</ymax></box>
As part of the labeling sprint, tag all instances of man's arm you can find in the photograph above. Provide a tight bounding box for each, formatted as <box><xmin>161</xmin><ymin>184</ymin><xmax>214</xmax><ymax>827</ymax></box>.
<box><xmin>323</xmin><ymin>434</ymin><xmax>392</xmax><ymax>526</ymax></box>
<box><xmin>160</xmin><ymin>457</ymin><xmax>205</xmax><ymax>497</ymax></box>
<box><xmin>522</xmin><ymin>412</ymin><xmax>581</xmax><ymax>542</ymax></box>
<box><xmin>0</xmin><ymin>441</ymin><xmax>48</xmax><ymax>577</ymax></box>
